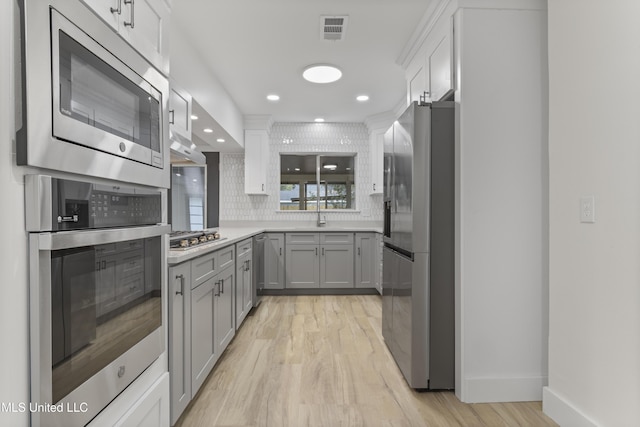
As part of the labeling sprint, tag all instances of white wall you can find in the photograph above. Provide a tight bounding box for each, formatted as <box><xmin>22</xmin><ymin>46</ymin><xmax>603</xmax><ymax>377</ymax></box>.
<box><xmin>220</xmin><ymin>122</ymin><xmax>383</xmax><ymax>224</ymax></box>
<box><xmin>170</xmin><ymin>21</ymin><xmax>244</xmax><ymax>147</ymax></box>
<box><xmin>454</xmin><ymin>6</ymin><xmax>548</xmax><ymax>403</ymax></box>
<box><xmin>0</xmin><ymin>0</ymin><xmax>30</xmax><ymax>425</ymax></box>
<box><xmin>544</xmin><ymin>1</ymin><xmax>640</xmax><ymax>426</ymax></box>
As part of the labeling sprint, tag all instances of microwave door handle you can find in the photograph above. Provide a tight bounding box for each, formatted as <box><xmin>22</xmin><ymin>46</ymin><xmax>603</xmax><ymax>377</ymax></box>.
<box><xmin>110</xmin><ymin>0</ymin><xmax>122</xmax><ymax>14</ymax></box>
<box><xmin>124</xmin><ymin>0</ymin><xmax>135</xmax><ymax>28</ymax></box>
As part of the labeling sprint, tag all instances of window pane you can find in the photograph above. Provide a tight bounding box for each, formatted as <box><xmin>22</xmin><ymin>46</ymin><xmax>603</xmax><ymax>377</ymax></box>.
<box><xmin>280</xmin><ymin>154</ymin><xmax>356</xmax><ymax>211</ymax></box>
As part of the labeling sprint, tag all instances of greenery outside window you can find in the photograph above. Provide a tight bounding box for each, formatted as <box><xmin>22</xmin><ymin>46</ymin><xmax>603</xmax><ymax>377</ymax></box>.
<box><xmin>280</xmin><ymin>154</ymin><xmax>356</xmax><ymax>211</ymax></box>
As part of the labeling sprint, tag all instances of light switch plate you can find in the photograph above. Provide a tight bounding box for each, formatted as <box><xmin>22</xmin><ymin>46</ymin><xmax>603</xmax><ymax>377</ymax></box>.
<box><xmin>580</xmin><ymin>196</ymin><xmax>595</xmax><ymax>223</ymax></box>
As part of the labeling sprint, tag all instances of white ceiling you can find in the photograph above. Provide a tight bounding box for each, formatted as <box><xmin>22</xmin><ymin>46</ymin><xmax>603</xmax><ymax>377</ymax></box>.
<box><xmin>172</xmin><ymin>0</ymin><xmax>433</xmax><ymax>124</ymax></box>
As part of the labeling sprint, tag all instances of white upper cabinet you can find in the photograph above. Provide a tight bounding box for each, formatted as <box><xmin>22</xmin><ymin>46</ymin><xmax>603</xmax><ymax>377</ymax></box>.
<box><xmin>81</xmin><ymin>0</ymin><xmax>170</xmax><ymax>75</ymax></box>
<box><xmin>370</xmin><ymin>130</ymin><xmax>384</xmax><ymax>195</ymax></box>
<box><xmin>429</xmin><ymin>31</ymin><xmax>453</xmax><ymax>101</ymax></box>
<box><xmin>244</xmin><ymin>130</ymin><xmax>269</xmax><ymax>195</ymax></box>
<box><xmin>169</xmin><ymin>81</ymin><xmax>192</xmax><ymax>142</ymax></box>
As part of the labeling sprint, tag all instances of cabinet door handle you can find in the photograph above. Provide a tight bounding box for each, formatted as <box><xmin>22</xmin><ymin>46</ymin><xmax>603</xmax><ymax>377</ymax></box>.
<box><xmin>169</xmin><ymin>109</ymin><xmax>175</xmax><ymax>125</ymax></box>
<box><xmin>175</xmin><ymin>274</ymin><xmax>184</xmax><ymax>295</ymax></box>
<box><xmin>373</xmin><ymin>183</ymin><xmax>376</xmax><ymax>191</ymax></box>
<box><xmin>102</xmin><ymin>260</ymin><xmax>106</xmax><ymax>270</ymax></box>
<box><xmin>214</xmin><ymin>281</ymin><xmax>221</xmax><ymax>297</ymax></box>
<box><xmin>124</xmin><ymin>0</ymin><xmax>135</xmax><ymax>28</ymax></box>
<box><xmin>221</xmin><ymin>279</ymin><xmax>224</xmax><ymax>294</ymax></box>
<box><xmin>315</xmin><ymin>247</ymin><xmax>318</xmax><ymax>256</ymax></box>
<box><xmin>279</xmin><ymin>247</ymin><xmax>282</xmax><ymax>256</ymax></box>
<box><xmin>262</xmin><ymin>184</ymin><xmax>264</xmax><ymax>191</ymax></box>
<box><xmin>110</xmin><ymin>0</ymin><xmax>122</xmax><ymax>14</ymax></box>
<box><xmin>358</xmin><ymin>247</ymin><xmax>361</xmax><ymax>256</ymax></box>
<box><xmin>96</xmin><ymin>261</ymin><xmax>101</xmax><ymax>271</ymax></box>
<box><xmin>322</xmin><ymin>247</ymin><xmax>325</xmax><ymax>256</ymax></box>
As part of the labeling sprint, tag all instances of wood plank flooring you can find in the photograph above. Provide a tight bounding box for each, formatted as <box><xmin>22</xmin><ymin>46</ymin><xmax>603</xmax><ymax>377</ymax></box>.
<box><xmin>175</xmin><ymin>295</ymin><xmax>558</xmax><ymax>427</ymax></box>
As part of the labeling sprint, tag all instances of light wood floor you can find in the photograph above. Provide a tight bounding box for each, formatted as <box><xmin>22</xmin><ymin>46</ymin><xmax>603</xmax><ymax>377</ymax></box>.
<box><xmin>176</xmin><ymin>295</ymin><xmax>558</xmax><ymax>427</ymax></box>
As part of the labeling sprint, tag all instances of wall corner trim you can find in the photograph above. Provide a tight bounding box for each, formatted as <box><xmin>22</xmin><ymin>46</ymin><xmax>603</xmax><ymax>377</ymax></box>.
<box><xmin>543</xmin><ymin>387</ymin><xmax>600</xmax><ymax>427</ymax></box>
<box><xmin>462</xmin><ymin>376</ymin><xmax>547</xmax><ymax>403</ymax></box>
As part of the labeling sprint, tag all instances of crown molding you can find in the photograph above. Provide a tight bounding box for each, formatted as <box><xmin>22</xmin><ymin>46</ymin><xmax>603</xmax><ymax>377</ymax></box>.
<box><xmin>397</xmin><ymin>0</ymin><xmax>453</xmax><ymax>70</ymax></box>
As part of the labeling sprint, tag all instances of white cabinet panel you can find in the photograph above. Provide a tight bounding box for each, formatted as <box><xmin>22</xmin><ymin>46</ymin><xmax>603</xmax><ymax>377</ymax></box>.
<box><xmin>169</xmin><ymin>83</ymin><xmax>192</xmax><ymax>142</ymax></box>
<box><xmin>190</xmin><ymin>276</ymin><xmax>217</xmax><ymax>396</ymax></box>
<box><xmin>81</xmin><ymin>0</ymin><xmax>170</xmax><ymax>74</ymax></box>
<box><xmin>370</xmin><ymin>130</ymin><xmax>384</xmax><ymax>195</ymax></box>
<box><xmin>244</xmin><ymin>130</ymin><xmax>269</xmax><ymax>195</ymax></box>
<box><xmin>355</xmin><ymin>233</ymin><xmax>375</xmax><ymax>289</ymax></box>
<box><xmin>113</xmin><ymin>373</ymin><xmax>170</xmax><ymax>427</ymax></box>
<box><xmin>429</xmin><ymin>33</ymin><xmax>453</xmax><ymax>102</ymax></box>
<box><xmin>168</xmin><ymin>263</ymin><xmax>191</xmax><ymax>425</ymax></box>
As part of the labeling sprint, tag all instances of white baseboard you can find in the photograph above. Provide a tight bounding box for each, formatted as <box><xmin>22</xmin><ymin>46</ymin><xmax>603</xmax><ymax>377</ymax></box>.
<box><xmin>462</xmin><ymin>376</ymin><xmax>547</xmax><ymax>403</ymax></box>
<box><xmin>542</xmin><ymin>387</ymin><xmax>599</xmax><ymax>427</ymax></box>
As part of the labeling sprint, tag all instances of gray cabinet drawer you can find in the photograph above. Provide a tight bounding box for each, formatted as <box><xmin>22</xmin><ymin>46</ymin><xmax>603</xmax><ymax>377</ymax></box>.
<box><xmin>117</xmin><ymin>239</ymin><xmax>144</xmax><ymax>252</ymax></box>
<box><xmin>320</xmin><ymin>233</ymin><xmax>354</xmax><ymax>245</ymax></box>
<box><xmin>191</xmin><ymin>252</ymin><xmax>217</xmax><ymax>288</ymax></box>
<box><xmin>236</xmin><ymin>238</ymin><xmax>252</xmax><ymax>257</ymax></box>
<box><xmin>217</xmin><ymin>245</ymin><xmax>235</xmax><ymax>271</ymax></box>
<box><xmin>286</xmin><ymin>232</ymin><xmax>319</xmax><ymax>245</ymax></box>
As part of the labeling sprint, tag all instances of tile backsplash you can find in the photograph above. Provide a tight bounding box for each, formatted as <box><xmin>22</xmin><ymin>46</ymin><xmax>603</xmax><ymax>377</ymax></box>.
<box><xmin>220</xmin><ymin>122</ymin><xmax>383</xmax><ymax>222</ymax></box>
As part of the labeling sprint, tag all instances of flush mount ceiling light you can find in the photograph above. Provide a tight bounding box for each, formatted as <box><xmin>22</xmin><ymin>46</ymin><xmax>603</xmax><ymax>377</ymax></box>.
<box><xmin>323</xmin><ymin>163</ymin><xmax>338</xmax><ymax>170</ymax></box>
<box><xmin>203</xmin><ymin>128</ymin><xmax>213</xmax><ymax>133</ymax></box>
<box><xmin>216</xmin><ymin>138</ymin><xmax>225</xmax><ymax>143</ymax></box>
<box><xmin>356</xmin><ymin>95</ymin><xmax>370</xmax><ymax>102</ymax></box>
<box><xmin>266</xmin><ymin>94</ymin><xmax>280</xmax><ymax>101</ymax></box>
<box><xmin>314</xmin><ymin>118</ymin><xmax>325</xmax><ymax>123</ymax></box>
<box><xmin>190</xmin><ymin>114</ymin><xmax>199</xmax><ymax>120</ymax></box>
<box><xmin>303</xmin><ymin>64</ymin><xmax>342</xmax><ymax>84</ymax></box>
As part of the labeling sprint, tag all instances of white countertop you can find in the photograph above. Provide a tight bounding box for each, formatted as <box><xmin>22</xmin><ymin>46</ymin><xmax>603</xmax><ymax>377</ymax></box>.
<box><xmin>167</xmin><ymin>223</ymin><xmax>383</xmax><ymax>265</ymax></box>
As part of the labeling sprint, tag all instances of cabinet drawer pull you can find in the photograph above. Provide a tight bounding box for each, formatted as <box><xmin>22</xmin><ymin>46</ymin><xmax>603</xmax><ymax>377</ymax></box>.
<box><xmin>175</xmin><ymin>274</ymin><xmax>184</xmax><ymax>295</ymax></box>
<box><xmin>124</xmin><ymin>0</ymin><xmax>135</xmax><ymax>28</ymax></box>
<box><xmin>110</xmin><ymin>0</ymin><xmax>122</xmax><ymax>14</ymax></box>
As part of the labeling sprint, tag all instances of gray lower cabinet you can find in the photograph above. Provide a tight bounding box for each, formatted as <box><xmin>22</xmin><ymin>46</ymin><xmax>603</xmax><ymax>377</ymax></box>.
<box><xmin>286</xmin><ymin>243</ymin><xmax>320</xmax><ymax>288</ymax></box>
<box><xmin>265</xmin><ymin>233</ymin><xmax>285</xmax><ymax>289</ymax></box>
<box><xmin>168</xmin><ymin>263</ymin><xmax>191</xmax><ymax>426</ymax></box>
<box><xmin>284</xmin><ymin>232</ymin><xmax>355</xmax><ymax>289</ymax></box>
<box><xmin>169</xmin><ymin>245</ymin><xmax>236</xmax><ymax>425</ymax></box>
<box><xmin>355</xmin><ymin>233</ymin><xmax>376</xmax><ymax>289</ymax></box>
<box><xmin>319</xmin><ymin>233</ymin><xmax>354</xmax><ymax>288</ymax></box>
<box><xmin>320</xmin><ymin>243</ymin><xmax>354</xmax><ymax>288</ymax></box>
<box><xmin>190</xmin><ymin>274</ymin><xmax>217</xmax><ymax>397</ymax></box>
<box><xmin>235</xmin><ymin>239</ymin><xmax>253</xmax><ymax>329</ymax></box>
<box><xmin>215</xmin><ymin>265</ymin><xmax>235</xmax><ymax>351</ymax></box>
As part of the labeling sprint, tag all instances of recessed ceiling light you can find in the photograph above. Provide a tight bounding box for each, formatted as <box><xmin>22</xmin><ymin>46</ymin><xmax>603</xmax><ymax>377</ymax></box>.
<box><xmin>323</xmin><ymin>164</ymin><xmax>338</xmax><ymax>170</ymax></box>
<box><xmin>294</xmin><ymin>168</ymin><xmax>300</xmax><ymax>171</ymax></box>
<box><xmin>216</xmin><ymin>138</ymin><xmax>225</xmax><ymax>143</ymax></box>
<box><xmin>356</xmin><ymin>95</ymin><xmax>369</xmax><ymax>102</ymax></box>
<box><xmin>346</xmin><ymin>167</ymin><xmax>351</xmax><ymax>170</ymax></box>
<box><xmin>314</xmin><ymin>118</ymin><xmax>325</xmax><ymax>123</ymax></box>
<box><xmin>267</xmin><ymin>94</ymin><xmax>280</xmax><ymax>101</ymax></box>
<box><xmin>175</xmin><ymin>173</ymin><xmax>181</xmax><ymax>177</ymax></box>
<box><xmin>303</xmin><ymin>64</ymin><xmax>342</xmax><ymax>84</ymax></box>
<box><xmin>192</xmin><ymin>179</ymin><xmax>197</xmax><ymax>182</ymax></box>
<box><xmin>203</xmin><ymin>128</ymin><xmax>213</xmax><ymax>133</ymax></box>
<box><xmin>191</xmin><ymin>115</ymin><xmax>199</xmax><ymax>120</ymax></box>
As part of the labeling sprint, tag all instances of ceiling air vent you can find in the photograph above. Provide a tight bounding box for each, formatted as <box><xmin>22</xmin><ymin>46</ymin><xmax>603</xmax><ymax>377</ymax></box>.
<box><xmin>320</xmin><ymin>15</ymin><xmax>348</xmax><ymax>41</ymax></box>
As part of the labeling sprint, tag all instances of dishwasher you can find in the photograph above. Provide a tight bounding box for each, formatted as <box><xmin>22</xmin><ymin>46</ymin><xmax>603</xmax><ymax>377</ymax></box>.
<box><xmin>252</xmin><ymin>233</ymin><xmax>266</xmax><ymax>307</ymax></box>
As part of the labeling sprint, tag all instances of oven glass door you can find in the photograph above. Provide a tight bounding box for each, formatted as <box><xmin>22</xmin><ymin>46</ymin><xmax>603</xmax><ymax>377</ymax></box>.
<box><xmin>50</xmin><ymin>236</ymin><xmax>162</xmax><ymax>404</ymax></box>
<box><xmin>51</xmin><ymin>9</ymin><xmax>162</xmax><ymax>168</ymax></box>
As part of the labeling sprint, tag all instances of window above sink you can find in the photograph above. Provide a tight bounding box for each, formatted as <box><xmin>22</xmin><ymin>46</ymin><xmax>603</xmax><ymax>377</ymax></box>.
<box><xmin>279</xmin><ymin>154</ymin><xmax>356</xmax><ymax>211</ymax></box>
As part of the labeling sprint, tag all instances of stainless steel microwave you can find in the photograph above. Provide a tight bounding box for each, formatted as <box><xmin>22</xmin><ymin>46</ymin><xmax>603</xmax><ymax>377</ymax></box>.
<box><xmin>17</xmin><ymin>0</ymin><xmax>170</xmax><ymax>188</ymax></box>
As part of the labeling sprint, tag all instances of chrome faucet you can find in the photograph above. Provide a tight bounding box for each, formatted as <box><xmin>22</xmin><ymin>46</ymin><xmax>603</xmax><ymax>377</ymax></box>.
<box><xmin>317</xmin><ymin>209</ymin><xmax>326</xmax><ymax>226</ymax></box>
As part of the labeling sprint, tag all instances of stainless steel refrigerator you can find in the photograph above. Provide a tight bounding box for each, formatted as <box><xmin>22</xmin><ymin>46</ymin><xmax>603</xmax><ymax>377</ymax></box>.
<box><xmin>382</xmin><ymin>101</ymin><xmax>455</xmax><ymax>390</ymax></box>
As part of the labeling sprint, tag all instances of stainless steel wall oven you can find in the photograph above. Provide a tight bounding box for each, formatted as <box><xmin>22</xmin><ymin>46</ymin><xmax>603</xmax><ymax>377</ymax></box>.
<box><xmin>17</xmin><ymin>0</ymin><xmax>170</xmax><ymax>188</ymax></box>
<box><xmin>27</xmin><ymin>175</ymin><xmax>169</xmax><ymax>426</ymax></box>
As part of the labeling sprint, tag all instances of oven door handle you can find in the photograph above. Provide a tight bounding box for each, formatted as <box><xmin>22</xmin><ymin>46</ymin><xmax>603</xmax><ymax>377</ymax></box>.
<box><xmin>34</xmin><ymin>225</ymin><xmax>171</xmax><ymax>250</ymax></box>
